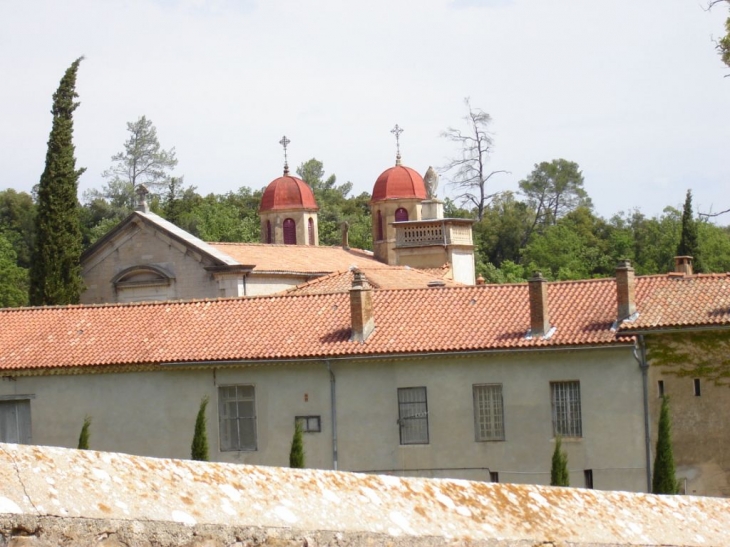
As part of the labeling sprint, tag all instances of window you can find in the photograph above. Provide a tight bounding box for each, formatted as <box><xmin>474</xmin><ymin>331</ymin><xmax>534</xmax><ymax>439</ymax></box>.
<box><xmin>295</xmin><ymin>415</ymin><xmax>321</xmax><ymax>433</ymax></box>
<box><xmin>551</xmin><ymin>381</ymin><xmax>582</xmax><ymax>438</ymax></box>
<box><xmin>490</xmin><ymin>471</ymin><xmax>499</xmax><ymax>483</ymax></box>
<box><xmin>218</xmin><ymin>385</ymin><xmax>257</xmax><ymax>451</ymax></box>
<box><xmin>283</xmin><ymin>218</ymin><xmax>296</xmax><ymax>245</ymax></box>
<box><xmin>473</xmin><ymin>384</ymin><xmax>505</xmax><ymax>441</ymax></box>
<box><xmin>397</xmin><ymin>387</ymin><xmax>429</xmax><ymax>444</ymax></box>
<box><xmin>694</xmin><ymin>378</ymin><xmax>701</xmax><ymax>397</ymax></box>
<box><xmin>377</xmin><ymin>210</ymin><xmax>384</xmax><ymax>241</ymax></box>
<box><xmin>658</xmin><ymin>380</ymin><xmax>665</xmax><ymax>398</ymax></box>
<box><xmin>266</xmin><ymin>220</ymin><xmax>272</xmax><ymax>244</ymax></box>
<box><xmin>584</xmin><ymin>469</ymin><xmax>594</xmax><ymax>489</ymax></box>
<box><xmin>308</xmin><ymin>218</ymin><xmax>315</xmax><ymax>245</ymax></box>
<box><xmin>0</xmin><ymin>398</ymin><xmax>32</xmax><ymax>444</ymax></box>
<box><xmin>394</xmin><ymin>207</ymin><xmax>409</xmax><ymax>222</ymax></box>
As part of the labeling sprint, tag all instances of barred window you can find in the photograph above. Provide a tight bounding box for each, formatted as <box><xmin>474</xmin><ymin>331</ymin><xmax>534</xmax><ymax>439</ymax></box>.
<box><xmin>0</xmin><ymin>399</ymin><xmax>31</xmax><ymax>444</ymax></box>
<box><xmin>473</xmin><ymin>384</ymin><xmax>505</xmax><ymax>441</ymax></box>
<box><xmin>551</xmin><ymin>381</ymin><xmax>582</xmax><ymax>437</ymax></box>
<box><xmin>398</xmin><ymin>387</ymin><xmax>429</xmax><ymax>445</ymax></box>
<box><xmin>218</xmin><ymin>385</ymin><xmax>257</xmax><ymax>451</ymax></box>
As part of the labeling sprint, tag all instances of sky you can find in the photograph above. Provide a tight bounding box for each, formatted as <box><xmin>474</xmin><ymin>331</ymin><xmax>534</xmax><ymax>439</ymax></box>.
<box><xmin>1</xmin><ymin>0</ymin><xmax>729</xmax><ymax>220</ymax></box>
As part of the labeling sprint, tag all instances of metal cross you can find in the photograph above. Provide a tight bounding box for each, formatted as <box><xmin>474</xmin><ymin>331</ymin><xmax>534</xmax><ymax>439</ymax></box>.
<box><xmin>279</xmin><ymin>135</ymin><xmax>291</xmax><ymax>174</ymax></box>
<box><xmin>390</xmin><ymin>124</ymin><xmax>404</xmax><ymax>159</ymax></box>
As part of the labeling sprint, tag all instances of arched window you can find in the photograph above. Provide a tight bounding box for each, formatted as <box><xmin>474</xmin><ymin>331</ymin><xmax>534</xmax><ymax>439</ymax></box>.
<box><xmin>283</xmin><ymin>218</ymin><xmax>297</xmax><ymax>245</ymax></box>
<box><xmin>266</xmin><ymin>220</ymin><xmax>272</xmax><ymax>244</ymax></box>
<box><xmin>308</xmin><ymin>218</ymin><xmax>315</xmax><ymax>245</ymax></box>
<box><xmin>377</xmin><ymin>210</ymin><xmax>384</xmax><ymax>241</ymax></box>
<box><xmin>395</xmin><ymin>207</ymin><xmax>409</xmax><ymax>222</ymax></box>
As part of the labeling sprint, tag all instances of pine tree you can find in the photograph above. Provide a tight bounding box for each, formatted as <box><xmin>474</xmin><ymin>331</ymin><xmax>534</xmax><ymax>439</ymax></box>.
<box><xmin>77</xmin><ymin>415</ymin><xmax>91</xmax><ymax>450</ymax></box>
<box><xmin>29</xmin><ymin>58</ymin><xmax>86</xmax><ymax>306</ymax></box>
<box><xmin>677</xmin><ymin>189</ymin><xmax>701</xmax><ymax>272</ymax></box>
<box><xmin>550</xmin><ymin>436</ymin><xmax>570</xmax><ymax>486</ymax></box>
<box><xmin>289</xmin><ymin>420</ymin><xmax>305</xmax><ymax>468</ymax></box>
<box><xmin>652</xmin><ymin>396</ymin><xmax>679</xmax><ymax>494</ymax></box>
<box><xmin>191</xmin><ymin>396</ymin><xmax>210</xmax><ymax>461</ymax></box>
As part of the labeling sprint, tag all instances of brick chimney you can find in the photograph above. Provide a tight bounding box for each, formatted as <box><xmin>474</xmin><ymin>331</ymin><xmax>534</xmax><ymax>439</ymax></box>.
<box><xmin>616</xmin><ymin>259</ymin><xmax>636</xmax><ymax>322</ymax></box>
<box><xmin>674</xmin><ymin>256</ymin><xmax>693</xmax><ymax>275</ymax></box>
<box><xmin>341</xmin><ymin>221</ymin><xmax>350</xmax><ymax>250</ymax></box>
<box><xmin>528</xmin><ymin>272</ymin><xmax>550</xmax><ymax>338</ymax></box>
<box><xmin>350</xmin><ymin>269</ymin><xmax>374</xmax><ymax>343</ymax></box>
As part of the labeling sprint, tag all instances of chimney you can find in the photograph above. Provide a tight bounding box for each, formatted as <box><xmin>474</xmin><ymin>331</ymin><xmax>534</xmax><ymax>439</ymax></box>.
<box><xmin>528</xmin><ymin>271</ymin><xmax>550</xmax><ymax>338</ymax></box>
<box><xmin>135</xmin><ymin>184</ymin><xmax>150</xmax><ymax>213</ymax></box>
<box><xmin>350</xmin><ymin>269</ymin><xmax>374</xmax><ymax>343</ymax></box>
<box><xmin>674</xmin><ymin>256</ymin><xmax>693</xmax><ymax>275</ymax></box>
<box><xmin>616</xmin><ymin>259</ymin><xmax>636</xmax><ymax>322</ymax></box>
<box><xmin>341</xmin><ymin>221</ymin><xmax>350</xmax><ymax>250</ymax></box>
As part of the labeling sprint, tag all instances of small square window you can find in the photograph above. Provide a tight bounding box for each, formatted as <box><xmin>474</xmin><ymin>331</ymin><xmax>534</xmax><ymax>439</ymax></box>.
<box><xmin>694</xmin><ymin>378</ymin><xmax>701</xmax><ymax>397</ymax></box>
<box><xmin>295</xmin><ymin>415</ymin><xmax>321</xmax><ymax>433</ymax></box>
<box><xmin>489</xmin><ymin>471</ymin><xmax>499</xmax><ymax>483</ymax></box>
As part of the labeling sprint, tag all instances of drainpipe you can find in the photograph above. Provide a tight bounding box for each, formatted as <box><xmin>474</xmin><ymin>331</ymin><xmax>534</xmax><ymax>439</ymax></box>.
<box><xmin>633</xmin><ymin>335</ymin><xmax>652</xmax><ymax>491</ymax></box>
<box><xmin>326</xmin><ymin>360</ymin><xmax>338</xmax><ymax>471</ymax></box>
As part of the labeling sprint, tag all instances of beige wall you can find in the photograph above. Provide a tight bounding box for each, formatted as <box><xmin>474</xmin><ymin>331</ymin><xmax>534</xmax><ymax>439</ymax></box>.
<box><xmin>259</xmin><ymin>210</ymin><xmax>319</xmax><ymax>246</ymax></box>
<box><xmin>0</xmin><ymin>346</ymin><xmax>646</xmax><ymax>492</ymax></box>
<box><xmin>646</xmin><ymin>332</ymin><xmax>730</xmax><ymax>497</ymax></box>
<box><xmin>81</xmin><ymin>221</ymin><xmax>221</xmax><ymax>304</ymax></box>
<box><xmin>372</xmin><ymin>199</ymin><xmax>422</xmax><ymax>265</ymax></box>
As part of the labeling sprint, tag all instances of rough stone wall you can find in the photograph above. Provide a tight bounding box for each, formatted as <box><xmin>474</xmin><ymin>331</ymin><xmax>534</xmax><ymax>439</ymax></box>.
<box><xmin>1</xmin><ymin>443</ymin><xmax>729</xmax><ymax>547</ymax></box>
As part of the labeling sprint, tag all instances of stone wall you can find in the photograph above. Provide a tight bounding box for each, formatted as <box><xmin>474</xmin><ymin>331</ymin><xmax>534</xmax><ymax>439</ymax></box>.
<box><xmin>1</xmin><ymin>443</ymin><xmax>729</xmax><ymax>546</ymax></box>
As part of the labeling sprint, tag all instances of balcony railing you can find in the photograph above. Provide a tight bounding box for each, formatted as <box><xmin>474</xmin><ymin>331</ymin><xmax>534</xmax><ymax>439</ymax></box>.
<box><xmin>395</xmin><ymin>220</ymin><xmax>473</xmax><ymax>248</ymax></box>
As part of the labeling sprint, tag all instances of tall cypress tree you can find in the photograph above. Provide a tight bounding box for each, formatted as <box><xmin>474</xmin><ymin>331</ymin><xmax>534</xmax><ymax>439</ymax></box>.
<box><xmin>652</xmin><ymin>396</ymin><xmax>679</xmax><ymax>494</ymax></box>
<box><xmin>191</xmin><ymin>396</ymin><xmax>210</xmax><ymax>461</ymax></box>
<box><xmin>550</xmin><ymin>436</ymin><xmax>569</xmax><ymax>486</ymax></box>
<box><xmin>289</xmin><ymin>420</ymin><xmax>305</xmax><ymax>468</ymax></box>
<box><xmin>77</xmin><ymin>415</ymin><xmax>92</xmax><ymax>450</ymax></box>
<box><xmin>29</xmin><ymin>57</ymin><xmax>86</xmax><ymax>306</ymax></box>
<box><xmin>676</xmin><ymin>189</ymin><xmax>701</xmax><ymax>272</ymax></box>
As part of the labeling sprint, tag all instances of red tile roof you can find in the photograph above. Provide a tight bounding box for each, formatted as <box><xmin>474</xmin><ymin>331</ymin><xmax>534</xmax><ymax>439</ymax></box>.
<box><xmin>1</xmin><ymin>273</ymin><xmax>727</xmax><ymax>372</ymax></box>
<box><xmin>208</xmin><ymin>243</ymin><xmax>385</xmax><ymax>274</ymax></box>
<box><xmin>283</xmin><ymin>268</ymin><xmax>462</xmax><ymax>295</ymax></box>
<box><xmin>372</xmin><ymin>165</ymin><xmax>427</xmax><ymax>202</ymax></box>
<box><xmin>259</xmin><ymin>175</ymin><xmax>318</xmax><ymax>212</ymax></box>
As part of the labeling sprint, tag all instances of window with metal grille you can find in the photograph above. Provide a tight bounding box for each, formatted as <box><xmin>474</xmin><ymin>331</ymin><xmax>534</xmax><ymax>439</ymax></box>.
<box><xmin>473</xmin><ymin>384</ymin><xmax>505</xmax><ymax>441</ymax></box>
<box><xmin>394</xmin><ymin>207</ymin><xmax>409</xmax><ymax>222</ymax></box>
<box><xmin>308</xmin><ymin>218</ymin><xmax>315</xmax><ymax>245</ymax></box>
<box><xmin>266</xmin><ymin>220</ymin><xmax>272</xmax><ymax>243</ymax></box>
<box><xmin>295</xmin><ymin>415</ymin><xmax>321</xmax><ymax>433</ymax></box>
<box><xmin>377</xmin><ymin>210</ymin><xmax>384</xmax><ymax>241</ymax></box>
<box><xmin>0</xmin><ymin>399</ymin><xmax>32</xmax><ymax>444</ymax></box>
<box><xmin>283</xmin><ymin>218</ymin><xmax>296</xmax><ymax>245</ymax></box>
<box><xmin>218</xmin><ymin>385</ymin><xmax>257</xmax><ymax>451</ymax></box>
<box><xmin>397</xmin><ymin>387</ymin><xmax>428</xmax><ymax>444</ymax></box>
<box><xmin>551</xmin><ymin>381</ymin><xmax>582</xmax><ymax>438</ymax></box>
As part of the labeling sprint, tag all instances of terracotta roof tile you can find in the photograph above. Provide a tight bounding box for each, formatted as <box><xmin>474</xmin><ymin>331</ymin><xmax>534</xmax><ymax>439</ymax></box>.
<box><xmin>2</xmin><ymin>274</ymin><xmax>728</xmax><ymax>372</ymax></box>
<box><xmin>208</xmin><ymin>243</ymin><xmax>385</xmax><ymax>274</ymax></box>
<box><xmin>283</xmin><ymin>268</ymin><xmax>461</xmax><ymax>295</ymax></box>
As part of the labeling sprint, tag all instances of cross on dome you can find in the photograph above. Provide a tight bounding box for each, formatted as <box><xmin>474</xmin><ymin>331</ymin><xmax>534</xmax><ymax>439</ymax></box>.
<box><xmin>390</xmin><ymin>124</ymin><xmax>404</xmax><ymax>166</ymax></box>
<box><xmin>279</xmin><ymin>135</ymin><xmax>291</xmax><ymax>175</ymax></box>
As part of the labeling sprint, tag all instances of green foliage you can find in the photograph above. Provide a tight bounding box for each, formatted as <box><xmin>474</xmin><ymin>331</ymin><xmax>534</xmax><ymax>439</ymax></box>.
<box><xmin>0</xmin><ymin>189</ymin><xmax>35</xmax><ymax>268</ymax></box>
<box><xmin>647</xmin><ymin>331</ymin><xmax>730</xmax><ymax>385</ymax></box>
<box><xmin>0</xmin><ymin>233</ymin><xmax>29</xmax><ymax>307</ymax></box>
<box><xmin>77</xmin><ymin>415</ymin><xmax>91</xmax><ymax>450</ymax></box>
<box><xmin>29</xmin><ymin>58</ymin><xmax>85</xmax><ymax>306</ymax></box>
<box><xmin>677</xmin><ymin>190</ymin><xmax>701</xmax><ymax>272</ymax></box>
<box><xmin>550</xmin><ymin>436</ymin><xmax>570</xmax><ymax>486</ymax></box>
<box><xmin>289</xmin><ymin>419</ymin><xmax>305</xmax><ymax>468</ymax></box>
<box><xmin>652</xmin><ymin>396</ymin><xmax>679</xmax><ymax>494</ymax></box>
<box><xmin>191</xmin><ymin>396</ymin><xmax>210</xmax><ymax>461</ymax></box>
<box><xmin>716</xmin><ymin>1</ymin><xmax>730</xmax><ymax>69</ymax></box>
<box><xmin>91</xmin><ymin>115</ymin><xmax>178</xmax><ymax>211</ymax></box>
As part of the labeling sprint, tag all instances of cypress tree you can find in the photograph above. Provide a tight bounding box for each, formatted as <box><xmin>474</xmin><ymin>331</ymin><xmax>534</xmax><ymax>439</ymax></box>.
<box><xmin>289</xmin><ymin>420</ymin><xmax>305</xmax><ymax>468</ymax></box>
<box><xmin>29</xmin><ymin>57</ymin><xmax>86</xmax><ymax>306</ymax></box>
<box><xmin>676</xmin><ymin>189</ymin><xmax>701</xmax><ymax>272</ymax></box>
<box><xmin>191</xmin><ymin>396</ymin><xmax>210</xmax><ymax>461</ymax></box>
<box><xmin>77</xmin><ymin>415</ymin><xmax>91</xmax><ymax>450</ymax></box>
<box><xmin>550</xmin><ymin>436</ymin><xmax>569</xmax><ymax>486</ymax></box>
<box><xmin>652</xmin><ymin>396</ymin><xmax>679</xmax><ymax>494</ymax></box>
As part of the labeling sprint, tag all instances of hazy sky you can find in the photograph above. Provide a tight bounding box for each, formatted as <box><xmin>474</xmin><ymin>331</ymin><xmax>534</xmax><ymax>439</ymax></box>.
<box><xmin>2</xmin><ymin>0</ymin><xmax>729</xmax><ymax>219</ymax></box>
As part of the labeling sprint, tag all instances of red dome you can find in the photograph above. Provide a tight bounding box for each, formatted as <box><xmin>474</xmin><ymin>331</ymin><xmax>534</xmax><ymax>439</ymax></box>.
<box><xmin>259</xmin><ymin>175</ymin><xmax>318</xmax><ymax>212</ymax></box>
<box><xmin>371</xmin><ymin>165</ymin><xmax>427</xmax><ymax>202</ymax></box>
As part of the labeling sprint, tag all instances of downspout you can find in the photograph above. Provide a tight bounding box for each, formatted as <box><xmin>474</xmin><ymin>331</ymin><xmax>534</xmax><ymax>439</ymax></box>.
<box><xmin>633</xmin><ymin>334</ymin><xmax>652</xmax><ymax>491</ymax></box>
<box><xmin>326</xmin><ymin>360</ymin><xmax>338</xmax><ymax>471</ymax></box>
